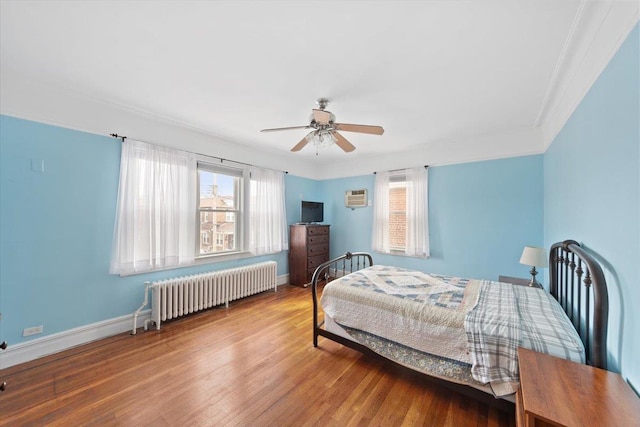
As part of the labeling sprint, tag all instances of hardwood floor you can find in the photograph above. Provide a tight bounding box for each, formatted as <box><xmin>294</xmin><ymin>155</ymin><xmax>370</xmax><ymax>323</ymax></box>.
<box><xmin>0</xmin><ymin>285</ymin><xmax>515</xmax><ymax>426</ymax></box>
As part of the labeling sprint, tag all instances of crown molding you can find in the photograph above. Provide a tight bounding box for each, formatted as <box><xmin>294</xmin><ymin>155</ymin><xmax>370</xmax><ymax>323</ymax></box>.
<box><xmin>535</xmin><ymin>1</ymin><xmax>587</xmax><ymax>127</ymax></box>
<box><xmin>540</xmin><ymin>1</ymin><xmax>639</xmax><ymax>151</ymax></box>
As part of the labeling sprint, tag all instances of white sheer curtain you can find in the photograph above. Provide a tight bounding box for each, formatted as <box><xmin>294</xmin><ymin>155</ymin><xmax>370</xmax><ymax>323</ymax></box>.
<box><xmin>405</xmin><ymin>166</ymin><xmax>429</xmax><ymax>257</ymax></box>
<box><xmin>110</xmin><ymin>140</ymin><xmax>197</xmax><ymax>274</ymax></box>
<box><xmin>249</xmin><ymin>166</ymin><xmax>288</xmax><ymax>255</ymax></box>
<box><xmin>372</xmin><ymin>170</ymin><xmax>391</xmax><ymax>253</ymax></box>
<box><xmin>372</xmin><ymin>166</ymin><xmax>429</xmax><ymax>257</ymax></box>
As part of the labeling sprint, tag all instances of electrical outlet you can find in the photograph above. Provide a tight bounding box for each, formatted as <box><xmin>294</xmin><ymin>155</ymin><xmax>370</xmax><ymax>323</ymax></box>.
<box><xmin>23</xmin><ymin>325</ymin><xmax>43</xmax><ymax>337</ymax></box>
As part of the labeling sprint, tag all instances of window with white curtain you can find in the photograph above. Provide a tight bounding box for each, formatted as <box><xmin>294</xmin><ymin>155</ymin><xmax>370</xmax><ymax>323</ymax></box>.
<box><xmin>110</xmin><ymin>140</ymin><xmax>288</xmax><ymax>275</ymax></box>
<box><xmin>110</xmin><ymin>140</ymin><xmax>197</xmax><ymax>275</ymax></box>
<box><xmin>248</xmin><ymin>166</ymin><xmax>288</xmax><ymax>255</ymax></box>
<box><xmin>372</xmin><ymin>166</ymin><xmax>429</xmax><ymax>257</ymax></box>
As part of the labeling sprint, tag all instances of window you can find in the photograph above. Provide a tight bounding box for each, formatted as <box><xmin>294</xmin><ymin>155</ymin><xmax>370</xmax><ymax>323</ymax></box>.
<box><xmin>388</xmin><ymin>179</ymin><xmax>407</xmax><ymax>250</ymax></box>
<box><xmin>372</xmin><ymin>167</ymin><xmax>429</xmax><ymax>257</ymax></box>
<box><xmin>111</xmin><ymin>140</ymin><xmax>287</xmax><ymax>274</ymax></box>
<box><xmin>197</xmin><ymin>163</ymin><xmax>243</xmax><ymax>256</ymax></box>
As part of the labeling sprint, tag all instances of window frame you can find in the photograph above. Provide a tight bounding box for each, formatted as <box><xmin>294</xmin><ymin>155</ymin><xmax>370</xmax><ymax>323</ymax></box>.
<box><xmin>196</xmin><ymin>161</ymin><xmax>247</xmax><ymax>258</ymax></box>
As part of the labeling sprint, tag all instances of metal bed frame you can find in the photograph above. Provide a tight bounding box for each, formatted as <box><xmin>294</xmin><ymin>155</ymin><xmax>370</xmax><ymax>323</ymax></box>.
<box><xmin>310</xmin><ymin>241</ymin><xmax>609</xmax><ymax>410</ymax></box>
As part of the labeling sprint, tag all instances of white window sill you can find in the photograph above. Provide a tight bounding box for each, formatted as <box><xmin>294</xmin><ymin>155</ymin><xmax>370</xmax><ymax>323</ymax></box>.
<box><xmin>373</xmin><ymin>249</ymin><xmax>430</xmax><ymax>259</ymax></box>
<box><xmin>117</xmin><ymin>251</ymin><xmax>255</xmax><ymax>277</ymax></box>
<box><xmin>195</xmin><ymin>251</ymin><xmax>254</xmax><ymax>264</ymax></box>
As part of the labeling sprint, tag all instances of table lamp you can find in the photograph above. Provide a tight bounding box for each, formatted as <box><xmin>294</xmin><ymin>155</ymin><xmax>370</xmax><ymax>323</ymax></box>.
<box><xmin>519</xmin><ymin>246</ymin><xmax>548</xmax><ymax>287</ymax></box>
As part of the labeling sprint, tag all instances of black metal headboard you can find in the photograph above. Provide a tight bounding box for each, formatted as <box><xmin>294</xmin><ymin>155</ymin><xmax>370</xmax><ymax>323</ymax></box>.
<box><xmin>549</xmin><ymin>240</ymin><xmax>609</xmax><ymax>369</ymax></box>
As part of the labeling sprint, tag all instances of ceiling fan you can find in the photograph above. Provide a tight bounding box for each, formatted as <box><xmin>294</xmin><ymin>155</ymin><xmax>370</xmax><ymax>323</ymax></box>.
<box><xmin>260</xmin><ymin>98</ymin><xmax>384</xmax><ymax>153</ymax></box>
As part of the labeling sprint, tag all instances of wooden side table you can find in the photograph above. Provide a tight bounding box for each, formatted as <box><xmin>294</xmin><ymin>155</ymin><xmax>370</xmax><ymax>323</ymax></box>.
<box><xmin>516</xmin><ymin>347</ymin><xmax>640</xmax><ymax>427</ymax></box>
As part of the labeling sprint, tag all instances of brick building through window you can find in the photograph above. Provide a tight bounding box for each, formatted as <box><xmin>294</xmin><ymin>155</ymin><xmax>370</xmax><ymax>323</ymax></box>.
<box><xmin>197</xmin><ymin>164</ymin><xmax>241</xmax><ymax>256</ymax></box>
<box><xmin>389</xmin><ymin>184</ymin><xmax>407</xmax><ymax>249</ymax></box>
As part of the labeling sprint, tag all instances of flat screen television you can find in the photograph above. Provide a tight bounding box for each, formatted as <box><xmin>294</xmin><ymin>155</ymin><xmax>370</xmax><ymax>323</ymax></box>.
<box><xmin>301</xmin><ymin>201</ymin><xmax>324</xmax><ymax>223</ymax></box>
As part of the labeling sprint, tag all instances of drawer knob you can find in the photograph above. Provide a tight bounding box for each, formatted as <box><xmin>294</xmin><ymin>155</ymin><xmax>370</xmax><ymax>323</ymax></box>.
<box><xmin>0</xmin><ymin>381</ymin><xmax>6</xmax><ymax>392</ymax></box>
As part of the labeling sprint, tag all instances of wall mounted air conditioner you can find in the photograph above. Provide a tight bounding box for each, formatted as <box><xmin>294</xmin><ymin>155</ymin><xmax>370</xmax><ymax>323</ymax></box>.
<box><xmin>345</xmin><ymin>189</ymin><xmax>368</xmax><ymax>208</ymax></box>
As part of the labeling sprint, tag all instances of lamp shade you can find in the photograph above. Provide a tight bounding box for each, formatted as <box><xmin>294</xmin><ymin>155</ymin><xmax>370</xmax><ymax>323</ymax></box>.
<box><xmin>519</xmin><ymin>246</ymin><xmax>548</xmax><ymax>268</ymax></box>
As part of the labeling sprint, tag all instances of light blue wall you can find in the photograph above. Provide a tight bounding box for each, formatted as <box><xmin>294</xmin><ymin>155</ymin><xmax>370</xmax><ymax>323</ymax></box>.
<box><xmin>320</xmin><ymin>174</ymin><xmax>375</xmax><ymax>255</ymax></box>
<box><xmin>543</xmin><ymin>24</ymin><xmax>639</xmax><ymax>387</ymax></box>
<box><xmin>284</xmin><ymin>174</ymin><xmax>322</xmax><ymax>225</ymax></box>
<box><xmin>321</xmin><ymin>155</ymin><xmax>544</xmax><ymax>281</ymax></box>
<box><xmin>0</xmin><ymin>115</ymin><xmax>291</xmax><ymax>346</ymax></box>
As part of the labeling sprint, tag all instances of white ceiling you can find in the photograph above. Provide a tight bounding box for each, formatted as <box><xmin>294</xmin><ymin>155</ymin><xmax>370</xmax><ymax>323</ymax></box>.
<box><xmin>1</xmin><ymin>1</ymin><xmax>638</xmax><ymax>179</ymax></box>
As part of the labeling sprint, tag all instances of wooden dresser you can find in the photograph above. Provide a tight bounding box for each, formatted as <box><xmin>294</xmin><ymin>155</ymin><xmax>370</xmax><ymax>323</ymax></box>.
<box><xmin>516</xmin><ymin>347</ymin><xmax>640</xmax><ymax>427</ymax></box>
<box><xmin>289</xmin><ymin>224</ymin><xmax>330</xmax><ymax>287</ymax></box>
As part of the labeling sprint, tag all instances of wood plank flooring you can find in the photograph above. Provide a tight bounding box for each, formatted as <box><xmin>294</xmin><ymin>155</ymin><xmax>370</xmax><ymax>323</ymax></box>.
<box><xmin>0</xmin><ymin>285</ymin><xmax>515</xmax><ymax>426</ymax></box>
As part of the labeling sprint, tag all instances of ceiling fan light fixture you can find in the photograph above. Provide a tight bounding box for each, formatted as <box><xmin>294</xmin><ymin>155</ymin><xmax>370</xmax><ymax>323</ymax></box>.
<box><xmin>306</xmin><ymin>130</ymin><xmax>336</xmax><ymax>149</ymax></box>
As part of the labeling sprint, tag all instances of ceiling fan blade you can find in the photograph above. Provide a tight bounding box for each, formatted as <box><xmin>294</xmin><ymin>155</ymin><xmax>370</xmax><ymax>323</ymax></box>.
<box><xmin>335</xmin><ymin>123</ymin><xmax>384</xmax><ymax>135</ymax></box>
<box><xmin>312</xmin><ymin>109</ymin><xmax>332</xmax><ymax>124</ymax></box>
<box><xmin>260</xmin><ymin>125</ymin><xmax>310</xmax><ymax>133</ymax></box>
<box><xmin>291</xmin><ymin>133</ymin><xmax>312</xmax><ymax>152</ymax></box>
<box><xmin>333</xmin><ymin>132</ymin><xmax>356</xmax><ymax>153</ymax></box>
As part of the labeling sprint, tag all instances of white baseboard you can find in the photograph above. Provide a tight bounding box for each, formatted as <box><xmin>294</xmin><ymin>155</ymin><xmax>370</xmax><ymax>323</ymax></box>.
<box><xmin>277</xmin><ymin>273</ymin><xmax>289</xmax><ymax>286</ymax></box>
<box><xmin>1</xmin><ymin>273</ymin><xmax>289</xmax><ymax>369</ymax></box>
<box><xmin>0</xmin><ymin>310</ymin><xmax>152</xmax><ymax>370</ymax></box>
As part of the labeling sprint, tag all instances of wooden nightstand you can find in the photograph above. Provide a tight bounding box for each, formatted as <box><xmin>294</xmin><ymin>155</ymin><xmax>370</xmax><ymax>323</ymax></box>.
<box><xmin>498</xmin><ymin>275</ymin><xmax>540</xmax><ymax>288</ymax></box>
<box><xmin>516</xmin><ymin>347</ymin><xmax>640</xmax><ymax>427</ymax></box>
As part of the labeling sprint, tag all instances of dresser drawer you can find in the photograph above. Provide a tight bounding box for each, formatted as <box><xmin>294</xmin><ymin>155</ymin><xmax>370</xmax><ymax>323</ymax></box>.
<box><xmin>307</xmin><ymin>254</ymin><xmax>328</xmax><ymax>269</ymax></box>
<box><xmin>308</xmin><ymin>243</ymin><xmax>329</xmax><ymax>257</ymax></box>
<box><xmin>308</xmin><ymin>234</ymin><xmax>329</xmax><ymax>245</ymax></box>
<box><xmin>307</xmin><ymin>226</ymin><xmax>329</xmax><ymax>236</ymax></box>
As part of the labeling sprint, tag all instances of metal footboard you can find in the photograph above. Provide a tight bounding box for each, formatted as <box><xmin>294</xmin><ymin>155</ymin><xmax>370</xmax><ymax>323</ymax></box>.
<box><xmin>311</xmin><ymin>251</ymin><xmax>373</xmax><ymax>347</ymax></box>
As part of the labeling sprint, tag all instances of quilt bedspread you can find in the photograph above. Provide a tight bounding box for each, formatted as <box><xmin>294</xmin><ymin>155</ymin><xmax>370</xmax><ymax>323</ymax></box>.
<box><xmin>321</xmin><ymin>265</ymin><xmax>480</xmax><ymax>364</ymax></box>
<box><xmin>321</xmin><ymin>265</ymin><xmax>586</xmax><ymax>397</ymax></box>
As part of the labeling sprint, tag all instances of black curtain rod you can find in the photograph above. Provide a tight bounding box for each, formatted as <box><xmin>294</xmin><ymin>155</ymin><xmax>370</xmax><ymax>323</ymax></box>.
<box><xmin>373</xmin><ymin>165</ymin><xmax>428</xmax><ymax>174</ymax></box>
<box><xmin>109</xmin><ymin>133</ymin><xmax>288</xmax><ymax>174</ymax></box>
<box><xmin>110</xmin><ymin>133</ymin><xmax>126</xmax><ymax>142</ymax></box>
